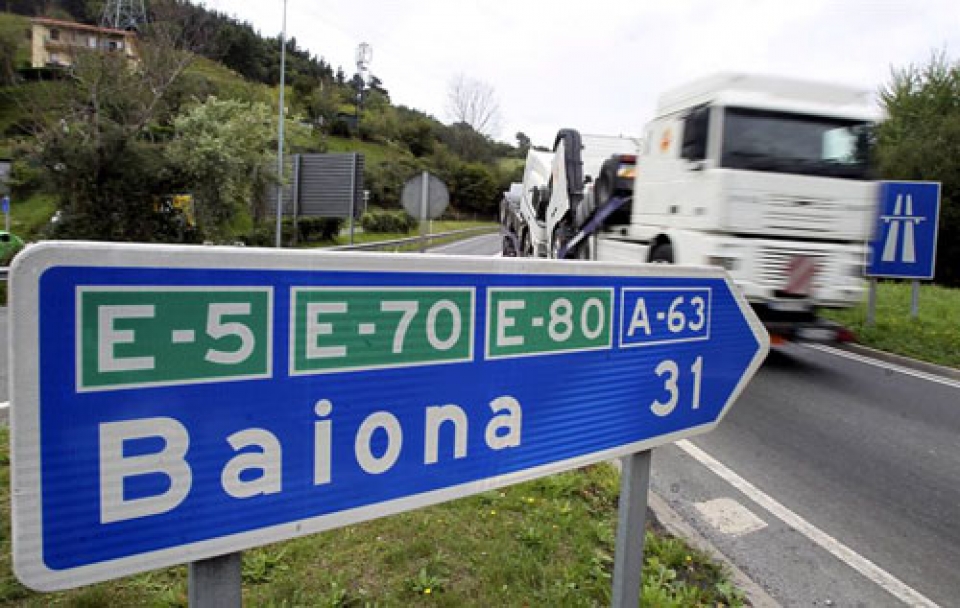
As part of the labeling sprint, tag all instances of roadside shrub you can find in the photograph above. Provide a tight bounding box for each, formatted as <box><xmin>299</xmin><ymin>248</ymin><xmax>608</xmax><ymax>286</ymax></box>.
<box><xmin>329</xmin><ymin>119</ymin><xmax>352</xmax><ymax>137</ymax></box>
<box><xmin>297</xmin><ymin>217</ymin><xmax>344</xmax><ymax>242</ymax></box>
<box><xmin>360</xmin><ymin>208</ymin><xmax>417</xmax><ymax>233</ymax></box>
<box><xmin>245</xmin><ymin>220</ymin><xmax>295</xmax><ymax>247</ymax></box>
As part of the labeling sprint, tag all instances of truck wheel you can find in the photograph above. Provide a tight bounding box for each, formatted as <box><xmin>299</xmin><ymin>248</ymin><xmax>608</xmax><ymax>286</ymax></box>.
<box><xmin>649</xmin><ymin>242</ymin><xmax>674</xmax><ymax>264</ymax></box>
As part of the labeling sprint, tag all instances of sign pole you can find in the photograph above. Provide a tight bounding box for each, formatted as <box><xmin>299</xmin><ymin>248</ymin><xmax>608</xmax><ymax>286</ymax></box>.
<box><xmin>188</xmin><ymin>552</ymin><xmax>242</xmax><ymax>608</ymax></box>
<box><xmin>419</xmin><ymin>170</ymin><xmax>428</xmax><ymax>253</ymax></box>
<box><xmin>911</xmin><ymin>280</ymin><xmax>920</xmax><ymax>319</ymax></box>
<box><xmin>866</xmin><ymin>278</ymin><xmax>877</xmax><ymax>327</ymax></box>
<box><xmin>611</xmin><ymin>449</ymin><xmax>652</xmax><ymax>608</ymax></box>
<box><xmin>348</xmin><ymin>153</ymin><xmax>357</xmax><ymax>246</ymax></box>
<box><xmin>273</xmin><ymin>0</ymin><xmax>288</xmax><ymax>248</ymax></box>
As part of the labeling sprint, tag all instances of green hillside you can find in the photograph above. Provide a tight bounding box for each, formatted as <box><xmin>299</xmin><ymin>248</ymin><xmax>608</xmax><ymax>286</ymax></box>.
<box><xmin>0</xmin><ymin>4</ymin><xmax>522</xmax><ymax>246</ymax></box>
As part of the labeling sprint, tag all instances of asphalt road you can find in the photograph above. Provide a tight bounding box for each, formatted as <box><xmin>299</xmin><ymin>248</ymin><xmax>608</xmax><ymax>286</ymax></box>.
<box><xmin>654</xmin><ymin>346</ymin><xmax>959</xmax><ymax>606</ymax></box>
<box><xmin>443</xmin><ymin>234</ymin><xmax>958</xmax><ymax>606</ymax></box>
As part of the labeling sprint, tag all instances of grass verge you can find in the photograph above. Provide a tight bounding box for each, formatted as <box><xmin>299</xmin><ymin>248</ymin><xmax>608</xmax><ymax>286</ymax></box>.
<box><xmin>0</xmin><ymin>429</ymin><xmax>743</xmax><ymax>606</ymax></box>
<box><xmin>820</xmin><ymin>281</ymin><xmax>960</xmax><ymax>368</ymax></box>
<box><xmin>6</xmin><ymin>193</ymin><xmax>56</xmax><ymax>242</ymax></box>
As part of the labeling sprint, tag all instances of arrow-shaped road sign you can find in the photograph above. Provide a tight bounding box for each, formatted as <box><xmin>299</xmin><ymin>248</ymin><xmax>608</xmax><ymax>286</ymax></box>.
<box><xmin>10</xmin><ymin>242</ymin><xmax>768</xmax><ymax>590</ymax></box>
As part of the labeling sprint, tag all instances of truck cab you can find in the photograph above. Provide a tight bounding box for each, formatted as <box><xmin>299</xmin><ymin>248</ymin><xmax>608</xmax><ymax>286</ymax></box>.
<box><xmin>600</xmin><ymin>73</ymin><xmax>880</xmax><ymax>319</ymax></box>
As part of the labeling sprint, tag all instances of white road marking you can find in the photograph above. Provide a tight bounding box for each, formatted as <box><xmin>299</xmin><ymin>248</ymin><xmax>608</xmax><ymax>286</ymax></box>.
<box><xmin>0</xmin><ymin>401</ymin><xmax>8</xmax><ymax>410</ymax></box>
<box><xmin>805</xmin><ymin>344</ymin><xmax>960</xmax><ymax>390</ymax></box>
<box><xmin>677</xmin><ymin>439</ymin><xmax>940</xmax><ymax>608</ymax></box>
<box><xmin>693</xmin><ymin>497</ymin><xmax>768</xmax><ymax>537</ymax></box>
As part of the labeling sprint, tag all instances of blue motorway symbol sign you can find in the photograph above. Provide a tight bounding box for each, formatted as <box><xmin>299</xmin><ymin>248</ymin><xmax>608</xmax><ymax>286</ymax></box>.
<box><xmin>10</xmin><ymin>243</ymin><xmax>768</xmax><ymax>590</ymax></box>
<box><xmin>867</xmin><ymin>181</ymin><xmax>941</xmax><ymax>279</ymax></box>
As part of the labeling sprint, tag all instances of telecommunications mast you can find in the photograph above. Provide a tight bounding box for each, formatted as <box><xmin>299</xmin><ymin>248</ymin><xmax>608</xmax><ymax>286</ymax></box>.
<box><xmin>355</xmin><ymin>42</ymin><xmax>372</xmax><ymax>117</ymax></box>
<box><xmin>100</xmin><ymin>0</ymin><xmax>148</xmax><ymax>31</ymax></box>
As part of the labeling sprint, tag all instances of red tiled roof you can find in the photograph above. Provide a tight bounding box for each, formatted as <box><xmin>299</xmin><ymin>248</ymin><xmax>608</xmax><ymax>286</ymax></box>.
<box><xmin>30</xmin><ymin>17</ymin><xmax>136</xmax><ymax>38</ymax></box>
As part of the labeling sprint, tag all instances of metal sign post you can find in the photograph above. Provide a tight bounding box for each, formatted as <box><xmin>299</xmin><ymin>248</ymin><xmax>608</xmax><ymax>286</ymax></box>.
<box><xmin>611</xmin><ymin>450</ymin><xmax>653</xmax><ymax>608</ymax></box>
<box><xmin>188</xmin><ymin>553</ymin><xmax>242</xmax><ymax>608</ymax></box>
<box><xmin>420</xmin><ymin>171</ymin><xmax>429</xmax><ymax>252</ymax></box>
<box><xmin>348</xmin><ymin>154</ymin><xmax>357</xmax><ymax>246</ymax></box>
<box><xmin>866</xmin><ymin>278</ymin><xmax>877</xmax><ymax>326</ymax></box>
<box><xmin>9</xmin><ymin>243</ymin><xmax>767</xmax><ymax>593</ymax></box>
<box><xmin>401</xmin><ymin>172</ymin><xmax>449</xmax><ymax>253</ymax></box>
<box><xmin>911</xmin><ymin>280</ymin><xmax>920</xmax><ymax>318</ymax></box>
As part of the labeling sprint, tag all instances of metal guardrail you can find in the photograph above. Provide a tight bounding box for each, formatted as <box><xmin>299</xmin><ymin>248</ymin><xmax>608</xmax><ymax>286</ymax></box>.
<box><xmin>0</xmin><ymin>227</ymin><xmax>498</xmax><ymax>280</ymax></box>
<box><xmin>329</xmin><ymin>225</ymin><xmax>497</xmax><ymax>252</ymax></box>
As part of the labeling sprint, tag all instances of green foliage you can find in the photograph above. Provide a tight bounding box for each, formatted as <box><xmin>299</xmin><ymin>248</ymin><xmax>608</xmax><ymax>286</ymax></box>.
<box><xmin>296</xmin><ymin>216</ymin><xmax>344</xmax><ymax>242</ymax></box>
<box><xmin>878</xmin><ymin>51</ymin><xmax>960</xmax><ymax>285</ymax></box>
<box><xmin>360</xmin><ymin>208</ymin><xmax>417</xmax><ymax>233</ymax></box>
<box><xmin>820</xmin><ymin>281</ymin><xmax>960</xmax><ymax>368</ymax></box>
<box><xmin>399</xmin><ymin>118</ymin><xmax>436</xmax><ymax>157</ymax></box>
<box><xmin>449</xmin><ymin>162</ymin><xmax>500</xmax><ymax>216</ymax></box>
<box><xmin>166</xmin><ymin>96</ymin><xmax>309</xmax><ymax>240</ymax></box>
<box><xmin>22</xmin><ymin>24</ymin><xmax>199</xmax><ymax>242</ymax></box>
<box><xmin>0</xmin><ymin>13</ymin><xmax>28</xmax><ymax>85</ymax></box>
<box><xmin>3</xmin><ymin>0</ymin><xmax>522</xmax><ymax>243</ymax></box>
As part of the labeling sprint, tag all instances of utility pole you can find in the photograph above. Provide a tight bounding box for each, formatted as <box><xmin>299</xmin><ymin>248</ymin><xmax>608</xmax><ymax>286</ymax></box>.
<box><xmin>274</xmin><ymin>0</ymin><xmax>288</xmax><ymax>248</ymax></box>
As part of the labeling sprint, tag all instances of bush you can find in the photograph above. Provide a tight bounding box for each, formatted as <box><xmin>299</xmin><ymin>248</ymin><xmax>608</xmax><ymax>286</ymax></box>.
<box><xmin>297</xmin><ymin>217</ymin><xmax>344</xmax><ymax>242</ymax></box>
<box><xmin>329</xmin><ymin>119</ymin><xmax>352</xmax><ymax>137</ymax></box>
<box><xmin>245</xmin><ymin>220</ymin><xmax>295</xmax><ymax>247</ymax></box>
<box><xmin>360</xmin><ymin>208</ymin><xmax>417</xmax><ymax>233</ymax></box>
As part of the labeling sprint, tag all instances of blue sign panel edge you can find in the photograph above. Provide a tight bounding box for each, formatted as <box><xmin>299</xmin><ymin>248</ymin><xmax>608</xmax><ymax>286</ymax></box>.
<box><xmin>866</xmin><ymin>180</ymin><xmax>941</xmax><ymax>280</ymax></box>
<box><xmin>10</xmin><ymin>242</ymin><xmax>769</xmax><ymax>591</ymax></box>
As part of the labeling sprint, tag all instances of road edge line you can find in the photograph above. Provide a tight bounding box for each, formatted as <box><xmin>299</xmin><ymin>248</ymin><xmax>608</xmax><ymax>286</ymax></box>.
<box><xmin>838</xmin><ymin>343</ymin><xmax>960</xmax><ymax>380</ymax></box>
<box><xmin>676</xmin><ymin>440</ymin><xmax>940</xmax><ymax>608</ymax></box>
<box><xmin>805</xmin><ymin>344</ymin><xmax>960</xmax><ymax>389</ymax></box>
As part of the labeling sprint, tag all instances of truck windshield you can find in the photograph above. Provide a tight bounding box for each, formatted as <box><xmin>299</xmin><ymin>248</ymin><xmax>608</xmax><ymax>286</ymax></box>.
<box><xmin>720</xmin><ymin>107</ymin><xmax>873</xmax><ymax>180</ymax></box>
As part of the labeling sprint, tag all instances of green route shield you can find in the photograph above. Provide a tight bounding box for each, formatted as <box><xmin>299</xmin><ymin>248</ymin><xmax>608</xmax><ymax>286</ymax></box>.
<box><xmin>77</xmin><ymin>287</ymin><xmax>272</xmax><ymax>391</ymax></box>
<box><xmin>290</xmin><ymin>287</ymin><xmax>474</xmax><ymax>374</ymax></box>
<box><xmin>486</xmin><ymin>287</ymin><xmax>613</xmax><ymax>359</ymax></box>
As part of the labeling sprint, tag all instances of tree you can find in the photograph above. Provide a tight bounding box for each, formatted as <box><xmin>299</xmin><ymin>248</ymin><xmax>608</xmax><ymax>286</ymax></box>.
<box><xmin>450</xmin><ymin>162</ymin><xmax>499</xmax><ymax>216</ymax></box>
<box><xmin>27</xmin><ymin>14</ymin><xmax>200</xmax><ymax>241</ymax></box>
<box><xmin>166</xmin><ymin>96</ymin><xmax>309</xmax><ymax>239</ymax></box>
<box><xmin>445</xmin><ymin>73</ymin><xmax>502</xmax><ymax>137</ymax></box>
<box><xmin>877</xmin><ymin>52</ymin><xmax>960</xmax><ymax>285</ymax></box>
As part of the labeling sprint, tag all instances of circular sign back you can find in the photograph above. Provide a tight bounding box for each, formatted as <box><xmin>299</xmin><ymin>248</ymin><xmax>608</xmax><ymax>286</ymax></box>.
<box><xmin>401</xmin><ymin>173</ymin><xmax>449</xmax><ymax>219</ymax></box>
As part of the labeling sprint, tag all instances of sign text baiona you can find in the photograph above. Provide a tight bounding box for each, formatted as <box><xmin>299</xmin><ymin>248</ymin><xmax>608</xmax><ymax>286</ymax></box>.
<box><xmin>10</xmin><ymin>243</ymin><xmax>767</xmax><ymax>590</ymax></box>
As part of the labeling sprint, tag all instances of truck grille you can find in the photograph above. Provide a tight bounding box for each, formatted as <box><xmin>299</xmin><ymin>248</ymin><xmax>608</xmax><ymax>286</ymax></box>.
<box><xmin>763</xmin><ymin>196</ymin><xmax>841</xmax><ymax>235</ymax></box>
<box><xmin>756</xmin><ymin>246</ymin><xmax>833</xmax><ymax>290</ymax></box>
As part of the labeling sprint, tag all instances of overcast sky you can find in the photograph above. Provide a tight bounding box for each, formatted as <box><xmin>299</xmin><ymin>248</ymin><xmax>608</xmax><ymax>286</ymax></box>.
<box><xmin>199</xmin><ymin>0</ymin><xmax>960</xmax><ymax>146</ymax></box>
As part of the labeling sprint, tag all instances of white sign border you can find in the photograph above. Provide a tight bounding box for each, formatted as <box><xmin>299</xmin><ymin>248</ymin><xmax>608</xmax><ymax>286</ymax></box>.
<box><xmin>9</xmin><ymin>242</ymin><xmax>769</xmax><ymax>591</ymax></box>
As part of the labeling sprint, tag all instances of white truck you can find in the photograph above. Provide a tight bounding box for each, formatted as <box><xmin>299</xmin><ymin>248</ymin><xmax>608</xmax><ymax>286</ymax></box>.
<box><xmin>503</xmin><ymin>73</ymin><xmax>880</xmax><ymax>342</ymax></box>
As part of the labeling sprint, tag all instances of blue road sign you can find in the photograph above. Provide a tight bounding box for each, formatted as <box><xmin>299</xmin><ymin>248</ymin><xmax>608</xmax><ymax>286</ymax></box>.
<box><xmin>1</xmin><ymin>195</ymin><xmax>9</xmax><ymax>214</ymax></box>
<box><xmin>10</xmin><ymin>243</ymin><xmax>768</xmax><ymax>590</ymax></box>
<box><xmin>867</xmin><ymin>181</ymin><xmax>941</xmax><ymax>279</ymax></box>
